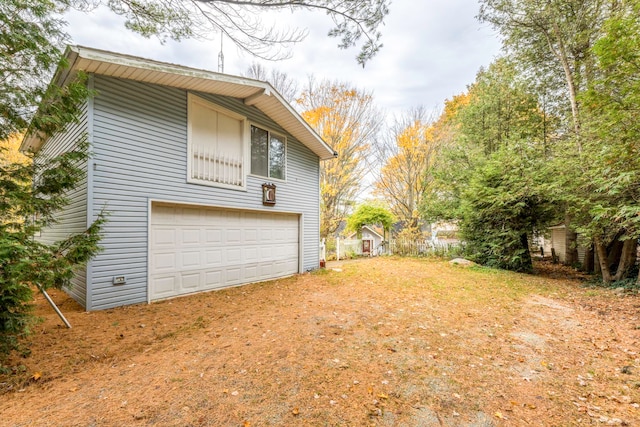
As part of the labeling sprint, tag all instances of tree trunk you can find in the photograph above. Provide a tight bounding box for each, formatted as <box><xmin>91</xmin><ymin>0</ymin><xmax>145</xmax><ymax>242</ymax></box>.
<box><xmin>550</xmin><ymin>22</ymin><xmax>581</xmax><ymax>143</ymax></box>
<box><xmin>582</xmin><ymin>243</ymin><xmax>594</xmax><ymax>273</ymax></box>
<box><xmin>565</xmin><ymin>215</ymin><xmax>579</xmax><ymax>266</ymax></box>
<box><xmin>520</xmin><ymin>232</ymin><xmax>533</xmax><ymax>272</ymax></box>
<box><xmin>613</xmin><ymin>239</ymin><xmax>638</xmax><ymax>282</ymax></box>
<box><xmin>606</xmin><ymin>239</ymin><xmax>623</xmax><ymax>273</ymax></box>
<box><xmin>594</xmin><ymin>237</ymin><xmax>612</xmax><ymax>284</ymax></box>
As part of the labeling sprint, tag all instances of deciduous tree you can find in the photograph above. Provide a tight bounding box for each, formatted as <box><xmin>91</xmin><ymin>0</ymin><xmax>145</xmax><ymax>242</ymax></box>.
<box><xmin>0</xmin><ymin>134</ymin><xmax>30</xmax><ymax>166</ymax></box>
<box><xmin>346</xmin><ymin>202</ymin><xmax>394</xmax><ymax>237</ymax></box>
<box><xmin>374</xmin><ymin>107</ymin><xmax>437</xmax><ymax>231</ymax></box>
<box><xmin>298</xmin><ymin>79</ymin><xmax>381</xmax><ymax>238</ymax></box>
<box><xmin>478</xmin><ymin>0</ymin><xmax>608</xmax><ymax>139</ymax></box>
<box><xmin>82</xmin><ymin>0</ymin><xmax>389</xmax><ymax>65</ymax></box>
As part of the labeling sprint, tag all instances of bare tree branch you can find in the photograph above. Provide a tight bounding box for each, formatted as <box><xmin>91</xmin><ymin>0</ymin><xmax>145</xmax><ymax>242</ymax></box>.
<box><xmin>96</xmin><ymin>0</ymin><xmax>389</xmax><ymax>64</ymax></box>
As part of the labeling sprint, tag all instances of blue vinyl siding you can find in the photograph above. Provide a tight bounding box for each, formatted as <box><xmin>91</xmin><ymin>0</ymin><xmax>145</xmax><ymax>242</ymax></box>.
<box><xmin>89</xmin><ymin>75</ymin><xmax>320</xmax><ymax>310</ymax></box>
<box><xmin>36</xmin><ymin>103</ymin><xmax>89</xmax><ymax>307</ymax></box>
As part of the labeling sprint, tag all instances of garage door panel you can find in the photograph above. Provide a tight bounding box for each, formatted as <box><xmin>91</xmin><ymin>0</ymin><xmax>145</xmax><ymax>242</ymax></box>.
<box><xmin>260</xmin><ymin>229</ymin><xmax>273</xmax><ymax>240</ymax></box>
<box><xmin>285</xmin><ymin>259</ymin><xmax>298</xmax><ymax>270</ymax></box>
<box><xmin>152</xmin><ymin>228</ymin><xmax>176</xmax><ymax>247</ymax></box>
<box><xmin>204</xmin><ymin>210</ymin><xmax>224</xmax><ymax>222</ymax></box>
<box><xmin>226</xmin><ymin>248</ymin><xmax>242</xmax><ymax>263</ymax></box>
<box><xmin>226</xmin><ymin>229</ymin><xmax>242</xmax><ymax>243</ymax></box>
<box><xmin>178</xmin><ymin>207</ymin><xmax>201</xmax><ymax>223</ymax></box>
<box><xmin>226</xmin><ymin>267</ymin><xmax>242</xmax><ymax>284</ymax></box>
<box><xmin>282</xmin><ymin>245</ymin><xmax>298</xmax><ymax>258</ymax></box>
<box><xmin>285</xmin><ymin>227</ymin><xmax>298</xmax><ymax>240</ymax></box>
<box><xmin>182</xmin><ymin>251</ymin><xmax>201</xmax><ymax>268</ymax></box>
<box><xmin>244</xmin><ymin>265</ymin><xmax>258</xmax><ymax>281</ymax></box>
<box><xmin>153</xmin><ymin>276</ymin><xmax>177</xmax><ymax>298</ymax></box>
<box><xmin>153</xmin><ymin>253</ymin><xmax>176</xmax><ymax>271</ymax></box>
<box><xmin>259</xmin><ymin>246</ymin><xmax>272</xmax><ymax>261</ymax></box>
<box><xmin>205</xmin><ymin>229</ymin><xmax>222</xmax><ymax>244</ymax></box>
<box><xmin>245</xmin><ymin>228</ymin><xmax>258</xmax><ymax>243</ymax></box>
<box><xmin>245</xmin><ymin>247</ymin><xmax>259</xmax><ymax>262</ymax></box>
<box><xmin>181</xmin><ymin>272</ymin><xmax>200</xmax><ymax>290</ymax></box>
<box><xmin>245</xmin><ymin>212</ymin><xmax>259</xmax><ymax>222</ymax></box>
<box><xmin>273</xmin><ymin>244</ymin><xmax>295</xmax><ymax>259</ymax></box>
<box><xmin>204</xmin><ymin>271</ymin><xmax>222</xmax><ymax>288</ymax></box>
<box><xmin>182</xmin><ymin>228</ymin><xmax>202</xmax><ymax>245</ymax></box>
<box><xmin>150</xmin><ymin>203</ymin><xmax>299</xmax><ymax>301</ymax></box>
<box><xmin>259</xmin><ymin>264</ymin><xmax>273</xmax><ymax>277</ymax></box>
<box><xmin>206</xmin><ymin>249</ymin><xmax>222</xmax><ymax>265</ymax></box>
<box><xmin>273</xmin><ymin>244</ymin><xmax>286</xmax><ymax>257</ymax></box>
<box><xmin>225</xmin><ymin>211</ymin><xmax>242</xmax><ymax>225</ymax></box>
<box><xmin>153</xmin><ymin>205</ymin><xmax>176</xmax><ymax>222</ymax></box>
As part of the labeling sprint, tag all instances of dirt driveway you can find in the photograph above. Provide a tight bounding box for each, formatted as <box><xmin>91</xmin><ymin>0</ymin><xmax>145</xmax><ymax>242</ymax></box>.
<box><xmin>1</xmin><ymin>258</ymin><xmax>639</xmax><ymax>426</ymax></box>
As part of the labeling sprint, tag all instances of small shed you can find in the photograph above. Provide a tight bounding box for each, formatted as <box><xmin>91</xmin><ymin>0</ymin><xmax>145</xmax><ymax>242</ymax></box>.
<box><xmin>346</xmin><ymin>225</ymin><xmax>385</xmax><ymax>255</ymax></box>
<box><xmin>548</xmin><ymin>224</ymin><xmax>586</xmax><ymax>264</ymax></box>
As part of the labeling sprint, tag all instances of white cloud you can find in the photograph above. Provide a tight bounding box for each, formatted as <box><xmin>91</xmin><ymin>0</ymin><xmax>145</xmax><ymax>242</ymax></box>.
<box><xmin>63</xmin><ymin>1</ymin><xmax>502</xmax><ymax>118</ymax></box>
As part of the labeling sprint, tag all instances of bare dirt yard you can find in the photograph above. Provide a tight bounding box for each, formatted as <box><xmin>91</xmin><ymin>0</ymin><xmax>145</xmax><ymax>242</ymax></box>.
<box><xmin>1</xmin><ymin>257</ymin><xmax>639</xmax><ymax>426</ymax></box>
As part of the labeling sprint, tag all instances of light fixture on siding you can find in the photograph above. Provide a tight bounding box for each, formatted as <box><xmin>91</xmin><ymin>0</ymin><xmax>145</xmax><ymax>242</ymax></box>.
<box><xmin>262</xmin><ymin>183</ymin><xmax>276</xmax><ymax>205</ymax></box>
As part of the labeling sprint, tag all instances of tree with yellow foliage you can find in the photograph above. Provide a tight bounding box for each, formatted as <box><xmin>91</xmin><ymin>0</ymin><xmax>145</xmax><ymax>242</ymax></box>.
<box><xmin>0</xmin><ymin>133</ymin><xmax>31</xmax><ymax>166</ymax></box>
<box><xmin>298</xmin><ymin>79</ymin><xmax>381</xmax><ymax>238</ymax></box>
<box><xmin>374</xmin><ymin>107</ymin><xmax>438</xmax><ymax>232</ymax></box>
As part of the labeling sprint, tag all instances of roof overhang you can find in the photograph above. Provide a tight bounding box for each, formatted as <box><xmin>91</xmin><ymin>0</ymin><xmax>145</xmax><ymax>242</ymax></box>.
<box><xmin>21</xmin><ymin>46</ymin><xmax>336</xmax><ymax>160</ymax></box>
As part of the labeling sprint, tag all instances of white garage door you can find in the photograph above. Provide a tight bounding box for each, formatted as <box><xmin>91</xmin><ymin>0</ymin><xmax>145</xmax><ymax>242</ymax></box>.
<box><xmin>150</xmin><ymin>203</ymin><xmax>299</xmax><ymax>301</ymax></box>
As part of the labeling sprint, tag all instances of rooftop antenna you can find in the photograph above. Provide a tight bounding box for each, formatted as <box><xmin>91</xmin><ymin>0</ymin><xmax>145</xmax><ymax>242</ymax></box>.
<box><xmin>218</xmin><ymin>31</ymin><xmax>224</xmax><ymax>73</ymax></box>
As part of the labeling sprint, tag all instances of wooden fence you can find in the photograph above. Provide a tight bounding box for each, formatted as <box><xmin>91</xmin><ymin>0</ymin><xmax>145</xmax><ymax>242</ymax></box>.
<box><xmin>325</xmin><ymin>237</ymin><xmax>463</xmax><ymax>261</ymax></box>
<box><xmin>389</xmin><ymin>238</ymin><xmax>462</xmax><ymax>257</ymax></box>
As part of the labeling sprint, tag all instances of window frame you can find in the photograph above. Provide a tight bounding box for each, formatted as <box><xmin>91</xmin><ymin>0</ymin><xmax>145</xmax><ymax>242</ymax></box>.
<box><xmin>249</xmin><ymin>123</ymin><xmax>288</xmax><ymax>182</ymax></box>
<box><xmin>186</xmin><ymin>93</ymin><xmax>248</xmax><ymax>191</ymax></box>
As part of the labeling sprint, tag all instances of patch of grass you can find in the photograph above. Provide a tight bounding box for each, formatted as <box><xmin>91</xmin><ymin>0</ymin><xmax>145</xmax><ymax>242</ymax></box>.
<box><xmin>192</xmin><ymin>316</ymin><xmax>208</xmax><ymax>329</ymax></box>
<box><xmin>311</xmin><ymin>267</ymin><xmax>330</xmax><ymax>276</ymax></box>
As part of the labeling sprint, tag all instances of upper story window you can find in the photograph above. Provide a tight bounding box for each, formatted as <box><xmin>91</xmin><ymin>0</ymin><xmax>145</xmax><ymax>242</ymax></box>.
<box><xmin>187</xmin><ymin>94</ymin><xmax>245</xmax><ymax>189</ymax></box>
<box><xmin>250</xmin><ymin>125</ymin><xmax>286</xmax><ymax>180</ymax></box>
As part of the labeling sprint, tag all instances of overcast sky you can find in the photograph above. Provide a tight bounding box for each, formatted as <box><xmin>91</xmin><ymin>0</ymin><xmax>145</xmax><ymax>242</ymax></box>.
<box><xmin>65</xmin><ymin>0</ymin><xmax>503</xmax><ymax>119</ymax></box>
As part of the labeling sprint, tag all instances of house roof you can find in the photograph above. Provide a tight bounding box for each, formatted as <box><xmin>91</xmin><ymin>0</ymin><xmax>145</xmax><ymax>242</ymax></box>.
<box><xmin>21</xmin><ymin>46</ymin><xmax>337</xmax><ymax>160</ymax></box>
<box><xmin>346</xmin><ymin>225</ymin><xmax>384</xmax><ymax>239</ymax></box>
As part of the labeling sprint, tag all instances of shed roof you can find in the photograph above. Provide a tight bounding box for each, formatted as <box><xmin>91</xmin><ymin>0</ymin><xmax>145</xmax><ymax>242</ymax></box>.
<box><xmin>346</xmin><ymin>225</ymin><xmax>384</xmax><ymax>239</ymax></box>
<box><xmin>21</xmin><ymin>46</ymin><xmax>336</xmax><ymax>160</ymax></box>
